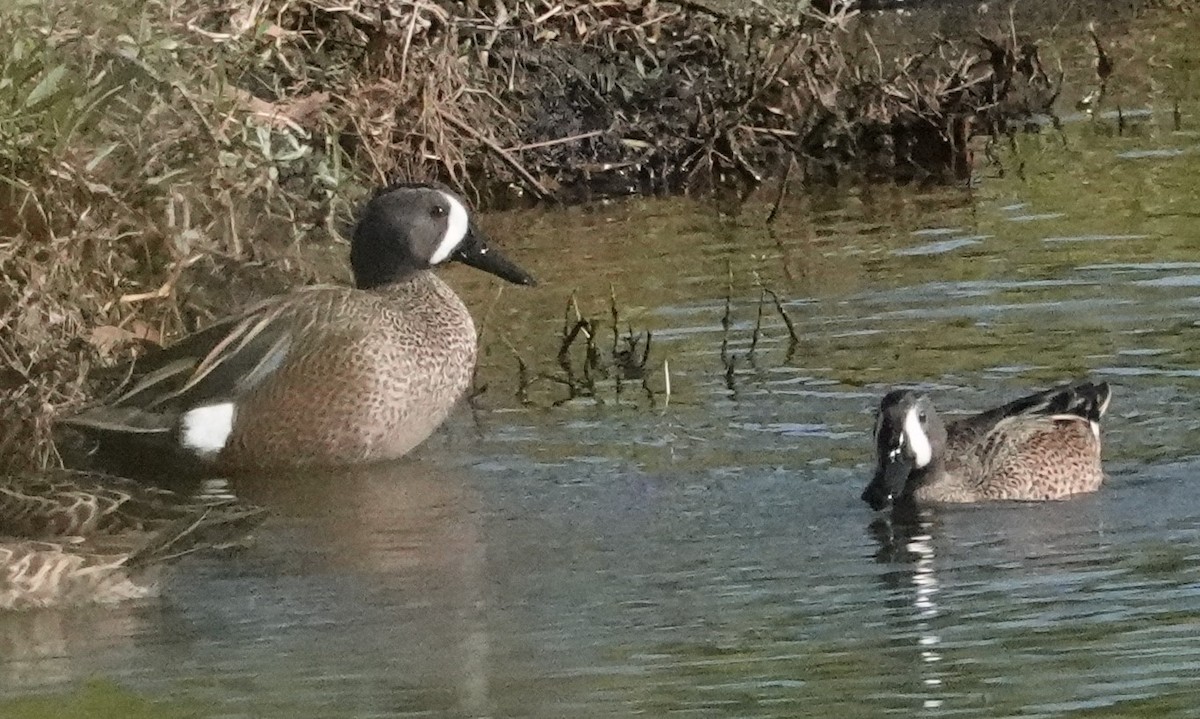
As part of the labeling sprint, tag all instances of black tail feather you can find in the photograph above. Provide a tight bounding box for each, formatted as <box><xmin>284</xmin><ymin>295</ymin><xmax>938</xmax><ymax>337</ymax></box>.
<box><xmin>977</xmin><ymin>380</ymin><xmax>1111</xmax><ymax>427</ymax></box>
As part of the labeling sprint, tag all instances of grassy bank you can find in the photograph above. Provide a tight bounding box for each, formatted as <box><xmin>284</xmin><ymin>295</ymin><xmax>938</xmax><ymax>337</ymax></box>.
<box><xmin>1</xmin><ymin>0</ymin><xmax>358</xmax><ymax>468</ymax></box>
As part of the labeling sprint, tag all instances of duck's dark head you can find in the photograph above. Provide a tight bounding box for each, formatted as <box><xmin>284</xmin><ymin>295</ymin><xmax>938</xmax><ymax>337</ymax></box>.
<box><xmin>861</xmin><ymin>389</ymin><xmax>945</xmax><ymax>511</ymax></box>
<box><xmin>350</xmin><ymin>183</ymin><xmax>536</xmax><ymax>290</ymax></box>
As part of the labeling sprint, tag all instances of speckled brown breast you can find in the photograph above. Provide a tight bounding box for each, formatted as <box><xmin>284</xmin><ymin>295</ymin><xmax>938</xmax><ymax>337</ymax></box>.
<box><xmin>219</xmin><ymin>271</ymin><xmax>478</xmax><ymax>470</ymax></box>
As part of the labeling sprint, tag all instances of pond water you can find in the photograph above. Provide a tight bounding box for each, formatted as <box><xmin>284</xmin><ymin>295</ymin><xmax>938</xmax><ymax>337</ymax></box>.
<box><xmin>4</xmin><ymin>11</ymin><xmax>1200</xmax><ymax>719</ymax></box>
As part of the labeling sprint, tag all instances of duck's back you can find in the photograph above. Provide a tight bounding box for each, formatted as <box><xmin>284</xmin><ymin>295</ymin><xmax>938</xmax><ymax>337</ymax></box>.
<box><xmin>931</xmin><ymin>386</ymin><xmax>1107</xmax><ymax>502</ymax></box>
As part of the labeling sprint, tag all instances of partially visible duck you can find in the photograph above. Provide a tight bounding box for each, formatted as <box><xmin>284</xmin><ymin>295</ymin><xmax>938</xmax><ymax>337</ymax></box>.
<box><xmin>1</xmin><ymin>469</ymin><xmax>265</xmax><ymax>610</ymax></box>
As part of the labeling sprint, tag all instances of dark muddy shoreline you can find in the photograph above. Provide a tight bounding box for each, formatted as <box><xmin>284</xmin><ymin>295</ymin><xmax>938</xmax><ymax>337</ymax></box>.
<box><xmin>444</xmin><ymin>0</ymin><xmax>1161</xmax><ymax>204</ymax></box>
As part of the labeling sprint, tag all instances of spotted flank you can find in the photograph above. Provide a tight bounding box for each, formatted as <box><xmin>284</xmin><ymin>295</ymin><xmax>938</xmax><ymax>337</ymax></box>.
<box><xmin>861</xmin><ymin>380</ymin><xmax>1110</xmax><ymax>510</ymax></box>
<box><xmin>1</xmin><ymin>469</ymin><xmax>266</xmax><ymax>610</ymax></box>
<box><xmin>61</xmin><ymin>182</ymin><xmax>536</xmax><ymax>473</ymax></box>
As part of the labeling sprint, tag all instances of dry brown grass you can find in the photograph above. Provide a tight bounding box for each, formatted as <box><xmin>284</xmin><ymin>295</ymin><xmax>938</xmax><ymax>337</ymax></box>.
<box><xmin>0</xmin><ymin>0</ymin><xmax>350</xmax><ymax>469</ymax></box>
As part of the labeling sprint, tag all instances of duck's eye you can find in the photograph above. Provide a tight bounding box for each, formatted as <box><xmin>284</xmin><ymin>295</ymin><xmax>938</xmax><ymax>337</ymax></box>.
<box><xmin>430</xmin><ymin>204</ymin><xmax>448</xmax><ymax>218</ymax></box>
<box><xmin>918</xmin><ymin>411</ymin><xmax>927</xmax><ymax>423</ymax></box>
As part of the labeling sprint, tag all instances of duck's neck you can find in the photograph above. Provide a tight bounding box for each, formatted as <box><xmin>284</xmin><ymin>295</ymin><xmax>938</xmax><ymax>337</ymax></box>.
<box><xmin>355</xmin><ymin>266</ymin><xmax>427</xmax><ymax>291</ymax></box>
<box><xmin>367</xmin><ymin>271</ymin><xmax>465</xmax><ymax>312</ymax></box>
<box><xmin>906</xmin><ymin>455</ymin><xmax>946</xmax><ymax>494</ymax></box>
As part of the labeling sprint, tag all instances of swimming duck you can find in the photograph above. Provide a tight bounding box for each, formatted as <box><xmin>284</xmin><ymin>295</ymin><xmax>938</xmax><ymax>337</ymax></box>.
<box><xmin>861</xmin><ymin>380</ymin><xmax>1110</xmax><ymax>510</ymax></box>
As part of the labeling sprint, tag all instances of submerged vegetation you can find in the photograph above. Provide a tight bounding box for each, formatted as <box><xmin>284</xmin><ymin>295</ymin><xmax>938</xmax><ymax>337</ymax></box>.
<box><xmin>0</xmin><ymin>0</ymin><xmax>1188</xmax><ymax>469</ymax></box>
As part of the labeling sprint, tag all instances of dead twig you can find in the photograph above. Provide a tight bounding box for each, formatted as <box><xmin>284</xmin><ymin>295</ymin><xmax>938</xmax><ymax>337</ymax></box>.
<box><xmin>506</xmin><ymin>129</ymin><xmax>605</xmax><ymax>153</ymax></box>
<box><xmin>437</xmin><ymin>108</ymin><xmax>554</xmax><ymax>201</ymax></box>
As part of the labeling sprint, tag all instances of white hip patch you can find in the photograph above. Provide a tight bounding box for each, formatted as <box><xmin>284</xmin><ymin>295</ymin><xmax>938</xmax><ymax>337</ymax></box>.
<box><xmin>180</xmin><ymin>402</ymin><xmax>236</xmax><ymax>458</ymax></box>
<box><xmin>429</xmin><ymin>192</ymin><xmax>470</xmax><ymax>265</ymax></box>
<box><xmin>903</xmin><ymin>407</ymin><xmax>933</xmax><ymax>468</ymax></box>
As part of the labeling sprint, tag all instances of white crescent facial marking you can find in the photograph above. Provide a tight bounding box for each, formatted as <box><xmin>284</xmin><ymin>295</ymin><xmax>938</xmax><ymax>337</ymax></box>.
<box><xmin>180</xmin><ymin>402</ymin><xmax>236</xmax><ymax>457</ymax></box>
<box><xmin>429</xmin><ymin>191</ymin><xmax>470</xmax><ymax>265</ymax></box>
<box><xmin>903</xmin><ymin>406</ymin><xmax>933</xmax><ymax>468</ymax></box>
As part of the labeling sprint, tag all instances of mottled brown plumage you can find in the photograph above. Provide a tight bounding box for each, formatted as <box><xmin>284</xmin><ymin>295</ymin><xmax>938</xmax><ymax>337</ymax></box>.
<box><xmin>1</xmin><ymin>469</ymin><xmax>266</xmax><ymax>610</ymax></box>
<box><xmin>861</xmin><ymin>381</ymin><xmax>1110</xmax><ymax>510</ymax></box>
<box><xmin>62</xmin><ymin>183</ymin><xmax>535</xmax><ymax>472</ymax></box>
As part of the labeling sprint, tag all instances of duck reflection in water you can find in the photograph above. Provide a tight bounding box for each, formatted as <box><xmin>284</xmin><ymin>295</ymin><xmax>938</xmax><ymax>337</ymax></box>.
<box><xmin>227</xmin><ymin>459</ymin><xmax>494</xmax><ymax>716</ymax></box>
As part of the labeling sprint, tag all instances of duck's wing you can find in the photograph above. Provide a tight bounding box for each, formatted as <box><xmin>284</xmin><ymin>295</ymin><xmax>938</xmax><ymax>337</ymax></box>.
<box><xmin>981</xmin><ymin>381</ymin><xmax>1110</xmax><ymax>423</ymax></box>
<box><xmin>948</xmin><ymin>381</ymin><xmax>1110</xmax><ymax>448</ymax></box>
<box><xmin>62</xmin><ymin>285</ymin><xmax>342</xmax><ymax>436</ymax></box>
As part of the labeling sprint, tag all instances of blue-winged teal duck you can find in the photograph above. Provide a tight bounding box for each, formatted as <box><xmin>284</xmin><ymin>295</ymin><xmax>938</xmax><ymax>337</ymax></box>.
<box><xmin>861</xmin><ymin>380</ymin><xmax>1110</xmax><ymax>510</ymax></box>
<box><xmin>63</xmin><ymin>183</ymin><xmax>535</xmax><ymax>471</ymax></box>
<box><xmin>1</xmin><ymin>469</ymin><xmax>265</xmax><ymax>609</ymax></box>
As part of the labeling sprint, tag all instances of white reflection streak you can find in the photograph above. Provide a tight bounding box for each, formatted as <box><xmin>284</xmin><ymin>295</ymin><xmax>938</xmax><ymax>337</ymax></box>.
<box><xmin>908</xmin><ymin>531</ymin><xmax>945</xmax><ymax>711</ymax></box>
